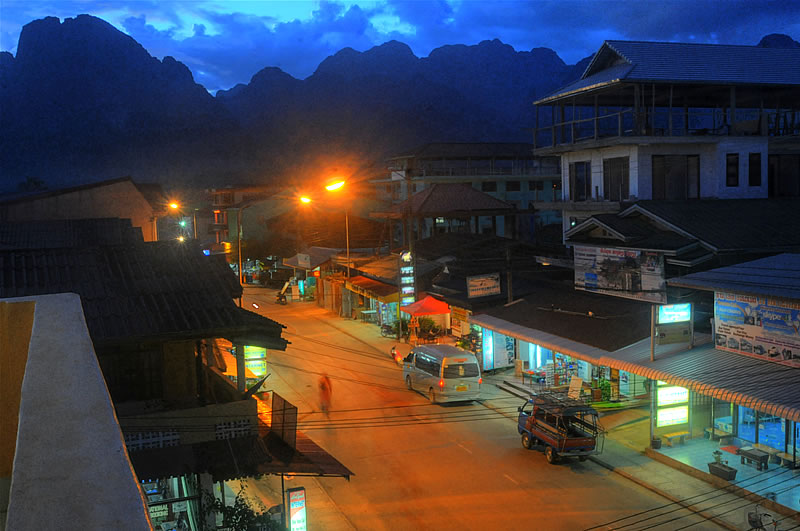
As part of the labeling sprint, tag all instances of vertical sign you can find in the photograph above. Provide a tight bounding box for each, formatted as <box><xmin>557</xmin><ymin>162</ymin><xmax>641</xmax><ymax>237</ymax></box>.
<box><xmin>399</xmin><ymin>251</ymin><xmax>416</xmax><ymax>305</ymax></box>
<box><xmin>287</xmin><ymin>487</ymin><xmax>307</xmax><ymax>531</ymax></box>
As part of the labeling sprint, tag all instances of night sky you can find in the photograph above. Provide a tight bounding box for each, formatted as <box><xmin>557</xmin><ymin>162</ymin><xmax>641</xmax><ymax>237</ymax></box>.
<box><xmin>1</xmin><ymin>0</ymin><xmax>798</xmax><ymax>93</ymax></box>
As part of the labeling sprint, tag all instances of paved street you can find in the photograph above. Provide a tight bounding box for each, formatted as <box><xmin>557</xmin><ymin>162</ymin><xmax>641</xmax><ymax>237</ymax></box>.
<box><xmin>242</xmin><ymin>287</ymin><xmax>726</xmax><ymax>530</ymax></box>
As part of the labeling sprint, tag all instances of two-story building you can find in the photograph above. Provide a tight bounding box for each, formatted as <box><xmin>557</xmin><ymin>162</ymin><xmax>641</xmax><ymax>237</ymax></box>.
<box><xmin>531</xmin><ymin>40</ymin><xmax>800</xmax><ymax>234</ymax></box>
<box><xmin>376</xmin><ymin>143</ymin><xmax>563</xmax><ymax>241</ymax></box>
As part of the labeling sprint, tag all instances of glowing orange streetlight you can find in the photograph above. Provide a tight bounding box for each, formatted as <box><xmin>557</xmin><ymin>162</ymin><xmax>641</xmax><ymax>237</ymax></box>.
<box><xmin>169</xmin><ymin>201</ymin><xmax>180</xmax><ymax>210</ymax></box>
<box><xmin>325</xmin><ymin>180</ymin><xmax>345</xmax><ymax>192</ymax></box>
<box><xmin>300</xmin><ymin>196</ymin><xmax>312</xmax><ymax>204</ymax></box>
<box><xmin>324</xmin><ymin>180</ymin><xmax>350</xmax><ymax>278</ymax></box>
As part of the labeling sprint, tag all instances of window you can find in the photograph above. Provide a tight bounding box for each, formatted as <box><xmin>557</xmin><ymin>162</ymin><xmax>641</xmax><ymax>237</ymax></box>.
<box><xmin>602</xmin><ymin>157</ymin><xmax>630</xmax><ymax>201</ymax></box>
<box><xmin>749</xmin><ymin>153</ymin><xmax>762</xmax><ymax>187</ymax></box>
<box><xmin>481</xmin><ymin>181</ymin><xmax>497</xmax><ymax>192</ymax></box>
<box><xmin>726</xmin><ymin>153</ymin><xmax>739</xmax><ymax>187</ymax></box>
<box><xmin>652</xmin><ymin>155</ymin><xmax>700</xmax><ymax>200</ymax></box>
<box><xmin>529</xmin><ymin>180</ymin><xmax>544</xmax><ymax>191</ymax></box>
<box><xmin>505</xmin><ymin>180</ymin><xmax>521</xmax><ymax>192</ymax></box>
<box><xmin>568</xmin><ymin>161</ymin><xmax>591</xmax><ymax>201</ymax></box>
<box><xmin>443</xmin><ymin>363</ymin><xmax>480</xmax><ymax>378</ymax></box>
<box><xmin>415</xmin><ymin>353</ymin><xmax>441</xmax><ymax>375</ymax></box>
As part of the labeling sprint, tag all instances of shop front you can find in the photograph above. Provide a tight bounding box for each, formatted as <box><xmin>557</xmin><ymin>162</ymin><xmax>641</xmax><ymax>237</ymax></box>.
<box><xmin>345</xmin><ymin>275</ymin><xmax>399</xmax><ymax>325</ymax></box>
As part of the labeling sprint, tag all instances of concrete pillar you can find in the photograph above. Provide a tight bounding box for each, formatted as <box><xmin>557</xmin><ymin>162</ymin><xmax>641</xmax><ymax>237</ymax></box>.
<box><xmin>235</xmin><ymin>342</ymin><xmax>246</xmax><ymax>392</ymax></box>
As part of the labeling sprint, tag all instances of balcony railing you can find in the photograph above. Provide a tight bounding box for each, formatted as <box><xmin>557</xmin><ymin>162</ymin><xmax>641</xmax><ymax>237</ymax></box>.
<box><xmin>535</xmin><ymin>108</ymin><xmax>799</xmax><ymax>148</ymax></box>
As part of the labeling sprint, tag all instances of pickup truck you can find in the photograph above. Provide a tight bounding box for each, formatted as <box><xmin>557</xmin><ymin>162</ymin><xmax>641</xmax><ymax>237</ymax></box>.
<box><xmin>517</xmin><ymin>393</ymin><xmax>603</xmax><ymax>464</ymax></box>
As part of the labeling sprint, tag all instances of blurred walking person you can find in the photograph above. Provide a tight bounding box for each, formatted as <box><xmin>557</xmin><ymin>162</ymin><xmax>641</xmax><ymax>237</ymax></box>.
<box><xmin>319</xmin><ymin>373</ymin><xmax>332</xmax><ymax>416</ymax></box>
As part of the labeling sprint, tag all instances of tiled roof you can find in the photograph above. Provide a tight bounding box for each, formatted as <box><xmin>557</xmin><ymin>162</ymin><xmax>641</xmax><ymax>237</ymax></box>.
<box><xmin>626</xmin><ymin>199</ymin><xmax>800</xmax><ymax>252</ymax></box>
<box><xmin>389</xmin><ymin>183</ymin><xmax>514</xmax><ymax>216</ymax></box>
<box><xmin>0</xmin><ymin>218</ymin><xmax>144</xmax><ymax>249</ymax></box>
<box><xmin>388</xmin><ymin>142</ymin><xmax>535</xmax><ymax>160</ymax></box>
<box><xmin>0</xmin><ymin>240</ymin><xmax>286</xmax><ymax>349</ymax></box>
<box><xmin>668</xmin><ymin>253</ymin><xmax>800</xmax><ymax>299</ymax></box>
<box><xmin>537</xmin><ymin>40</ymin><xmax>800</xmax><ymax>103</ymax></box>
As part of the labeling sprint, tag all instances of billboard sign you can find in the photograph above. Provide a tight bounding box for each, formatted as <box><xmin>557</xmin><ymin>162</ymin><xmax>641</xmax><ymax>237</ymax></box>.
<box><xmin>467</xmin><ymin>273</ymin><xmax>501</xmax><ymax>298</ymax></box>
<box><xmin>574</xmin><ymin>246</ymin><xmax>666</xmax><ymax>303</ymax></box>
<box><xmin>287</xmin><ymin>487</ymin><xmax>307</xmax><ymax>531</ymax></box>
<box><xmin>658</xmin><ymin>303</ymin><xmax>691</xmax><ymax>324</ymax></box>
<box><xmin>714</xmin><ymin>292</ymin><xmax>800</xmax><ymax>367</ymax></box>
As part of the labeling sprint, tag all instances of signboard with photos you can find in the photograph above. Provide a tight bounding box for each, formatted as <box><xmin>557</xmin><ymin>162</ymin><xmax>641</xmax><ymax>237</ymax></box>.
<box><xmin>467</xmin><ymin>273</ymin><xmax>501</xmax><ymax>298</ymax></box>
<box><xmin>573</xmin><ymin>245</ymin><xmax>667</xmax><ymax>303</ymax></box>
<box><xmin>714</xmin><ymin>292</ymin><xmax>800</xmax><ymax>367</ymax></box>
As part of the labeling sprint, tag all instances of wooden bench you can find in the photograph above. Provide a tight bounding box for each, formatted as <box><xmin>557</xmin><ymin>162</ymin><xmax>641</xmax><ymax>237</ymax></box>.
<box><xmin>776</xmin><ymin>452</ymin><xmax>797</xmax><ymax>468</ymax></box>
<box><xmin>663</xmin><ymin>431</ymin><xmax>690</xmax><ymax>447</ymax></box>
<box><xmin>704</xmin><ymin>427</ymin><xmax>732</xmax><ymax>440</ymax></box>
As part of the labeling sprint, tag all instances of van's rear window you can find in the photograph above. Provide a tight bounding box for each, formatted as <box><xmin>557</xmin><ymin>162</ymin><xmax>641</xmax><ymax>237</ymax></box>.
<box><xmin>443</xmin><ymin>363</ymin><xmax>480</xmax><ymax>378</ymax></box>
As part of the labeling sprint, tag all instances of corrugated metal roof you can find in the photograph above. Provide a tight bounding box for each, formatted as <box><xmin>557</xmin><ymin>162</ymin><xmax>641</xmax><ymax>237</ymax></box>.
<box><xmin>471</xmin><ymin>282</ymin><xmax>652</xmax><ymax>352</ymax></box>
<box><xmin>0</xmin><ymin>218</ymin><xmax>144</xmax><ymax>249</ymax></box>
<box><xmin>347</xmin><ymin>275</ymin><xmax>397</xmax><ymax>298</ymax></box>
<box><xmin>667</xmin><ymin>253</ymin><xmax>800</xmax><ymax>299</ymax></box>
<box><xmin>626</xmin><ymin>199</ymin><xmax>800</xmax><ymax>252</ymax></box>
<box><xmin>566</xmin><ymin>213</ymin><xmax>697</xmax><ymax>252</ymax></box>
<box><xmin>473</xmin><ymin>309</ymin><xmax>800</xmax><ymax>422</ymax></box>
<box><xmin>0</xmin><ymin>240</ymin><xmax>287</xmax><ymax>349</ymax></box>
<box><xmin>537</xmin><ymin>40</ymin><xmax>800</xmax><ymax>103</ymax></box>
<box><xmin>605</xmin><ymin>338</ymin><xmax>800</xmax><ymax>423</ymax></box>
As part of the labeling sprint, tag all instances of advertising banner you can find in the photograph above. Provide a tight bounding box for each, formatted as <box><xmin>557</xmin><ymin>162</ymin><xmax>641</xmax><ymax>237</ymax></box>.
<box><xmin>287</xmin><ymin>487</ymin><xmax>307</xmax><ymax>531</ymax></box>
<box><xmin>574</xmin><ymin>246</ymin><xmax>666</xmax><ymax>303</ymax></box>
<box><xmin>714</xmin><ymin>292</ymin><xmax>800</xmax><ymax>367</ymax></box>
<box><xmin>467</xmin><ymin>273</ymin><xmax>501</xmax><ymax>298</ymax></box>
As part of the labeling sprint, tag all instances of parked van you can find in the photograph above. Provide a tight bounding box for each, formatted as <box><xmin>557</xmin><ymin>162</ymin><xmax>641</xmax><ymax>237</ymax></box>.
<box><xmin>402</xmin><ymin>345</ymin><xmax>482</xmax><ymax>403</ymax></box>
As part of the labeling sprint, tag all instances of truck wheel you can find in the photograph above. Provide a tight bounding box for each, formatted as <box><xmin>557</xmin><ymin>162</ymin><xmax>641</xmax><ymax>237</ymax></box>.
<box><xmin>406</xmin><ymin>376</ymin><xmax>412</xmax><ymax>390</ymax></box>
<box><xmin>545</xmin><ymin>446</ymin><xmax>558</xmax><ymax>464</ymax></box>
<box><xmin>521</xmin><ymin>433</ymin><xmax>532</xmax><ymax>449</ymax></box>
<box><xmin>428</xmin><ymin>388</ymin><xmax>437</xmax><ymax>403</ymax></box>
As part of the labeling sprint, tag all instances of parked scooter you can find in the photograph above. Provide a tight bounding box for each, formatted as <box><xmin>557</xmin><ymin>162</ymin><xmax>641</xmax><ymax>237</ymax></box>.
<box><xmin>381</xmin><ymin>324</ymin><xmax>394</xmax><ymax>337</ymax></box>
<box><xmin>390</xmin><ymin>345</ymin><xmax>402</xmax><ymax>364</ymax></box>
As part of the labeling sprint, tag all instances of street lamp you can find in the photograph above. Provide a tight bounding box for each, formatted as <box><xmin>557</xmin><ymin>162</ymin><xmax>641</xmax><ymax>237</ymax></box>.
<box><xmin>325</xmin><ymin>180</ymin><xmax>350</xmax><ymax>279</ymax></box>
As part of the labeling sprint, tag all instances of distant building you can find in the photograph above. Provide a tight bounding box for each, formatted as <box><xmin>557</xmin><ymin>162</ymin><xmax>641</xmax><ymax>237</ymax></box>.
<box><xmin>0</xmin><ymin>176</ymin><xmax>168</xmax><ymax>242</ymax></box>
<box><xmin>532</xmin><ymin>40</ymin><xmax>800</xmax><ymax>235</ymax></box>
<box><xmin>376</xmin><ymin>143</ymin><xmax>563</xmax><ymax>240</ymax></box>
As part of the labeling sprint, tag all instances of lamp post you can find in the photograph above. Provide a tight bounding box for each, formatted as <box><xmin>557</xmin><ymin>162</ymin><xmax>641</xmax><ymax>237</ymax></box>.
<box><xmin>325</xmin><ymin>180</ymin><xmax>350</xmax><ymax>279</ymax></box>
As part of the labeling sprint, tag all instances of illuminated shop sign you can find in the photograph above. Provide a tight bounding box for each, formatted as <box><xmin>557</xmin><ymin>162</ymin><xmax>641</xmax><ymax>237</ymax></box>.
<box><xmin>399</xmin><ymin>251</ymin><xmax>415</xmax><ymax>304</ymax></box>
<box><xmin>657</xmin><ymin>386</ymin><xmax>689</xmax><ymax>406</ymax></box>
<box><xmin>657</xmin><ymin>405</ymin><xmax>689</xmax><ymax>427</ymax></box>
<box><xmin>243</xmin><ymin>345</ymin><xmax>267</xmax><ymax>377</ymax></box>
<box><xmin>658</xmin><ymin>303</ymin><xmax>692</xmax><ymax>324</ymax></box>
<box><xmin>287</xmin><ymin>487</ymin><xmax>307</xmax><ymax>531</ymax></box>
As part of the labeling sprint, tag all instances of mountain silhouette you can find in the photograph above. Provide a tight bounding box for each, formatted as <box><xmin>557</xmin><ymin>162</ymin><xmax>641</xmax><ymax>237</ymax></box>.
<box><xmin>1</xmin><ymin>14</ymin><xmax>790</xmax><ymax>190</ymax></box>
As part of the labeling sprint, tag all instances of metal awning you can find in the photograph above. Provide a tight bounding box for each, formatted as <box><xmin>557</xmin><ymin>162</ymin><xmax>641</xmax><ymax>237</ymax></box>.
<box><xmin>130</xmin><ymin>430</ymin><xmax>353</xmax><ymax>482</ymax></box>
<box><xmin>469</xmin><ymin>314</ymin><xmax>609</xmax><ymax>366</ymax></box>
<box><xmin>472</xmin><ymin>314</ymin><xmax>800</xmax><ymax>422</ymax></box>
<box><xmin>346</xmin><ymin>275</ymin><xmax>399</xmax><ymax>303</ymax></box>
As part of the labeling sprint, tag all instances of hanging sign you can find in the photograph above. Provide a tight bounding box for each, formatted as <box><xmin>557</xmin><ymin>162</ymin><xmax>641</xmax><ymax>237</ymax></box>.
<box><xmin>467</xmin><ymin>273</ymin><xmax>501</xmax><ymax>298</ymax></box>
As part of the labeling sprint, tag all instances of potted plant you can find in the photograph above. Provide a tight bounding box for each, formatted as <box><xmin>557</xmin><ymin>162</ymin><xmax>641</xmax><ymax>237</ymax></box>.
<box><xmin>708</xmin><ymin>450</ymin><xmax>737</xmax><ymax>480</ymax></box>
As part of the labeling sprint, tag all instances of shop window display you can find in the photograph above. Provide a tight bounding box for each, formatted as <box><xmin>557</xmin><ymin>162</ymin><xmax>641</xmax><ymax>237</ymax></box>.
<box><xmin>142</xmin><ymin>475</ymin><xmax>201</xmax><ymax>530</ymax></box>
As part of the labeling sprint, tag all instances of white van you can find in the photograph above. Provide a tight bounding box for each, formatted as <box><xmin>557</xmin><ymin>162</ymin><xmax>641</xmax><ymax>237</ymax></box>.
<box><xmin>402</xmin><ymin>345</ymin><xmax>482</xmax><ymax>403</ymax></box>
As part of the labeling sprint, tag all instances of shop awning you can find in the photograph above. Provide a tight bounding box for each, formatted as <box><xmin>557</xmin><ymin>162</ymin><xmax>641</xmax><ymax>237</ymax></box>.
<box><xmin>400</xmin><ymin>295</ymin><xmax>450</xmax><ymax>316</ymax></box>
<box><xmin>598</xmin><ymin>337</ymin><xmax>800</xmax><ymax>423</ymax></box>
<box><xmin>470</xmin><ymin>314</ymin><xmax>609</xmax><ymax>366</ymax></box>
<box><xmin>346</xmin><ymin>275</ymin><xmax>398</xmax><ymax>303</ymax></box>
<box><xmin>472</xmin><ymin>314</ymin><xmax>800</xmax><ymax>422</ymax></box>
<box><xmin>130</xmin><ymin>430</ymin><xmax>353</xmax><ymax>482</ymax></box>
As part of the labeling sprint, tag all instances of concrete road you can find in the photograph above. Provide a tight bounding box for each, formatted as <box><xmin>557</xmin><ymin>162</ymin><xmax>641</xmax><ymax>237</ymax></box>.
<box><xmin>242</xmin><ymin>288</ymin><xmax>725</xmax><ymax>531</ymax></box>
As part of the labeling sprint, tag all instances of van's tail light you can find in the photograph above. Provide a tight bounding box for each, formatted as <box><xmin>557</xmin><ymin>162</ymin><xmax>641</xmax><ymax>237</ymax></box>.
<box><xmin>479</xmin><ymin>377</ymin><xmax>483</xmax><ymax>385</ymax></box>
<box><xmin>438</xmin><ymin>379</ymin><xmax>444</xmax><ymax>388</ymax></box>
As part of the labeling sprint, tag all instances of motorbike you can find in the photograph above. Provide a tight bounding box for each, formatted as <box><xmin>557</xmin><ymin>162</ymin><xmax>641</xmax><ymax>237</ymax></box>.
<box><xmin>380</xmin><ymin>324</ymin><xmax>394</xmax><ymax>337</ymax></box>
<box><xmin>276</xmin><ymin>292</ymin><xmax>287</xmax><ymax>305</ymax></box>
<box><xmin>390</xmin><ymin>345</ymin><xmax>402</xmax><ymax>364</ymax></box>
